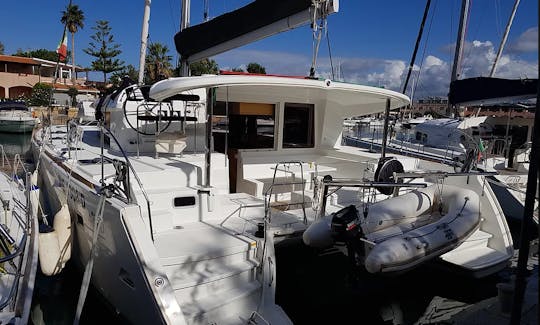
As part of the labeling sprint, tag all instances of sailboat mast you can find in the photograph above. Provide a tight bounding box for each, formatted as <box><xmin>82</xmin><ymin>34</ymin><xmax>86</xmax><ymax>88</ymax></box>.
<box><xmin>138</xmin><ymin>0</ymin><xmax>151</xmax><ymax>84</ymax></box>
<box><xmin>179</xmin><ymin>0</ymin><xmax>191</xmax><ymax>76</ymax></box>
<box><xmin>448</xmin><ymin>0</ymin><xmax>470</xmax><ymax>116</ymax></box>
<box><xmin>490</xmin><ymin>0</ymin><xmax>520</xmax><ymax>77</ymax></box>
<box><xmin>450</xmin><ymin>0</ymin><xmax>470</xmax><ymax>83</ymax></box>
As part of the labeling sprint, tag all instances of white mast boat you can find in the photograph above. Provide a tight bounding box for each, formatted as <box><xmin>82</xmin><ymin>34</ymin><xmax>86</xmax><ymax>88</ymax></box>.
<box><xmin>30</xmin><ymin>0</ymin><xmax>514</xmax><ymax>323</ymax></box>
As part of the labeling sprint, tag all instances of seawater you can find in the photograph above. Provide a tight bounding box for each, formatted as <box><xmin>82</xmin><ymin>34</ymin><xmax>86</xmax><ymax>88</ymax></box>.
<box><xmin>0</xmin><ymin>132</ymin><xmax>514</xmax><ymax>325</ymax></box>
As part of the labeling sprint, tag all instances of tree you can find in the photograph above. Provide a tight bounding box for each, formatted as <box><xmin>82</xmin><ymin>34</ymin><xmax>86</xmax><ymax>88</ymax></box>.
<box><xmin>84</xmin><ymin>20</ymin><xmax>124</xmax><ymax>82</ymax></box>
<box><xmin>0</xmin><ymin>42</ymin><xmax>4</xmax><ymax>55</ymax></box>
<box><xmin>67</xmin><ymin>87</ymin><xmax>78</xmax><ymax>107</ymax></box>
<box><xmin>29</xmin><ymin>83</ymin><xmax>53</xmax><ymax>106</ymax></box>
<box><xmin>232</xmin><ymin>67</ymin><xmax>244</xmax><ymax>72</ymax></box>
<box><xmin>61</xmin><ymin>4</ymin><xmax>85</xmax><ymax>84</ymax></box>
<box><xmin>189</xmin><ymin>58</ymin><xmax>219</xmax><ymax>76</ymax></box>
<box><xmin>13</xmin><ymin>48</ymin><xmax>68</xmax><ymax>63</ymax></box>
<box><xmin>145</xmin><ymin>42</ymin><xmax>172</xmax><ymax>84</ymax></box>
<box><xmin>246</xmin><ymin>62</ymin><xmax>266</xmax><ymax>74</ymax></box>
<box><xmin>110</xmin><ymin>64</ymin><xmax>139</xmax><ymax>86</ymax></box>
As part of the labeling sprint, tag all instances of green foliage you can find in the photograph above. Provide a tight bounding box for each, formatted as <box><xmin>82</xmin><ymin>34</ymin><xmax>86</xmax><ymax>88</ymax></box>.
<box><xmin>84</xmin><ymin>20</ymin><xmax>124</xmax><ymax>82</ymax></box>
<box><xmin>246</xmin><ymin>62</ymin><xmax>266</xmax><ymax>74</ymax></box>
<box><xmin>231</xmin><ymin>67</ymin><xmax>244</xmax><ymax>72</ymax></box>
<box><xmin>110</xmin><ymin>64</ymin><xmax>139</xmax><ymax>86</ymax></box>
<box><xmin>30</xmin><ymin>83</ymin><xmax>53</xmax><ymax>106</ymax></box>
<box><xmin>145</xmin><ymin>42</ymin><xmax>172</xmax><ymax>83</ymax></box>
<box><xmin>189</xmin><ymin>58</ymin><xmax>219</xmax><ymax>76</ymax></box>
<box><xmin>13</xmin><ymin>48</ymin><xmax>69</xmax><ymax>63</ymax></box>
<box><xmin>0</xmin><ymin>42</ymin><xmax>4</xmax><ymax>55</ymax></box>
<box><xmin>61</xmin><ymin>4</ymin><xmax>84</xmax><ymax>34</ymax></box>
<box><xmin>67</xmin><ymin>87</ymin><xmax>78</xmax><ymax>107</ymax></box>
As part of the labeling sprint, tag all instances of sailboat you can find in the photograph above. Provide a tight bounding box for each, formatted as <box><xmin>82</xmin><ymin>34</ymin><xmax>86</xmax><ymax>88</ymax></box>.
<box><xmin>30</xmin><ymin>1</ymin><xmax>515</xmax><ymax>323</ymax></box>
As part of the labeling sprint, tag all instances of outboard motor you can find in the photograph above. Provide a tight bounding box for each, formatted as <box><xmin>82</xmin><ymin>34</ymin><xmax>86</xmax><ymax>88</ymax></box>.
<box><xmin>331</xmin><ymin>205</ymin><xmax>361</xmax><ymax>242</ymax></box>
<box><xmin>331</xmin><ymin>205</ymin><xmax>364</xmax><ymax>265</ymax></box>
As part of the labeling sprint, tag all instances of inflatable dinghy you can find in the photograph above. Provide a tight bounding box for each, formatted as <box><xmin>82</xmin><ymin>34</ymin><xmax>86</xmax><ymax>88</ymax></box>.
<box><xmin>303</xmin><ymin>184</ymin><xmax>481</xmax><ymax>274</ymax></box>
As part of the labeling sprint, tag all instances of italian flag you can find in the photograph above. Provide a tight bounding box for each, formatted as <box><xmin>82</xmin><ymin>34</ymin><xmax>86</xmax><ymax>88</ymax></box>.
<box><xmin>56</xmin><ymin>32</ymin><xmax>68</xmax><ymax>61</ymax></box>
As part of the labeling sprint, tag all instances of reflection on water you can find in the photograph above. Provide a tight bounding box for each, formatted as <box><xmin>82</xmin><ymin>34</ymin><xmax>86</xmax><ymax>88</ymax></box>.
<box><xmin>0</xmin><ymin>132</ymin><xmax>33</xmax><ymax>158</ymax></box>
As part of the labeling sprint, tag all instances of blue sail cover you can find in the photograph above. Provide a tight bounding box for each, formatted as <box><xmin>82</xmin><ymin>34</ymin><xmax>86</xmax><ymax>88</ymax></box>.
<box><xmin>175</xmin><ymin>0</ymin><xmax>312</xmax><ymax>59</ymax></box>
<box><xmin>449</xmin><ymin>77</ymin><xmax>538</xmax><ymax>105</ymax></box>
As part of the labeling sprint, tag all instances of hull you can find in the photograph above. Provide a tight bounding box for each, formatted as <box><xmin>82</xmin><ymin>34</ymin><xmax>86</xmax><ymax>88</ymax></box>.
<box><xmin>0</xmin><ymin>172</ymin><xmax>39</xmax><ymax>324</ymax></box>
<box><xmin>31</xmin><ymin>127</ymin><xmax>283</xmax><ymax>325</ymax></box>
<box><xmin>35</xmin><ymin>147</ymin><xmax>172</xmax><ymax>324</ymax></box>
<box><xmin>0</xmin><ymin>118</ymin><xmax>36</xmax><ymax>133</ymax></box>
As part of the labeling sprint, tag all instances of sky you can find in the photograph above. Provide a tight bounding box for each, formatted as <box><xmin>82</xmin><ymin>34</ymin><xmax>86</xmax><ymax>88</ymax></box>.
<box><xmin>1</xmin><ymin>0</ymin><xmax>537</xmax><ymax>99</ymax></box>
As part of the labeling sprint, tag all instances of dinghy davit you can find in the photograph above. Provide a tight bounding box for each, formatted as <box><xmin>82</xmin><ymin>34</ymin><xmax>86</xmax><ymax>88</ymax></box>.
<box><xmin>303</xmin><ymin>184</ymin><xmax>481</xmax><ymax>274</ymax></box>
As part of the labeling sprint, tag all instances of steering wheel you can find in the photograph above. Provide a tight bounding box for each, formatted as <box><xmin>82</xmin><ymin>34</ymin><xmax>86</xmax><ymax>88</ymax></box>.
<box><xmin>122</xmin><ymin>85</ymin><xmax>173</xmax><ymax>136</ymax></box>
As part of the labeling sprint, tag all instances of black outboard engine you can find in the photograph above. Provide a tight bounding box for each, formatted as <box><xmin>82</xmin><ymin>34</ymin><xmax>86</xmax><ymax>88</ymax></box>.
<box><xmin>331</xmin><ymin>205</ymin><xmax>361</xmax><ymax>242</ymax></box>
<box><xmin>331</xmin><ymin>205</ymin><xmax>364</xmax><ymax>265</ymax></box>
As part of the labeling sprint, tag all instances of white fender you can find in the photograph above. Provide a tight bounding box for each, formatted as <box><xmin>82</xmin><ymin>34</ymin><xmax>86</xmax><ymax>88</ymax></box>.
<box><xmin>31</xmin><ymin>170</ymin><xmax>38</xmax><ymax>187</ymax></box>
<box><xmin>302</xmin><ymin>215</ymin><xmax>333</xmax><ymax>248</ymax></box>
<box><xmin>53</xmin><ymin>204</ymin><xmax>72</xmax><ymax>266</ymax></box>
<box><xmin>29</xmin><ymin>187</ymin><xmax>40</xmax><ymax>219</ymax></box>
<box><xmin>365</xmin><ymin>186</ymin><xmax>480</xmax><ymax>273</ymax></box>
<box><xmin>38</xmin><ymin>231</ymin><xmax>61</xmax><ymax>276</ymax></box>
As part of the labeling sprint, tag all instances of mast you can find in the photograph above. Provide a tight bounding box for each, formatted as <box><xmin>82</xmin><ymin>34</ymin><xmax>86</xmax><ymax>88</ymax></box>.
<box><xmin>448</xmin><ymin>0</ymin><xmax>470</xmax><ymax>116</ymax></box>
<box><xmin>490</xmin><ymin>0</ymin><xmax>520</xmax><ymax>77</ymax></box>
<box><xmin>179</xmin><ymin>0</ymin><xmax>191</xmax><ymax>76</ymax></box>
<box><xmin>450</xmin><ymin>0</ymin><xmax>470</xmax><ymax>83</ymax></box>
<box><xmin>402</xmin><ymin>0</ymin><xmax>431</xmax><ymax>95</ymax></box>
<box><xmin>138</xmin><ymin>0</ymin><xmax>151</xmax><ymax>84</ymax></box>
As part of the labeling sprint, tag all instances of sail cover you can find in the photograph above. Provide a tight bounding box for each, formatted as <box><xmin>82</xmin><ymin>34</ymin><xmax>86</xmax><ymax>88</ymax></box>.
<box><xmin>449</xmin><ymin>77</ymin><xmax>538</xmax><ymax>106</ymax></box>
<box><xmin>175</xmin><ymin>0</ymin><xmax>337</xmax><ymax>62</ymax></box>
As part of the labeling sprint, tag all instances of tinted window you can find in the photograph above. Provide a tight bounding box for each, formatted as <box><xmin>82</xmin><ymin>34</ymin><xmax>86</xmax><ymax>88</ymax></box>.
<box><xmin>283</xmin><ymin>103</ymin><xmax>314</xmax><ymax>148</ymax></box>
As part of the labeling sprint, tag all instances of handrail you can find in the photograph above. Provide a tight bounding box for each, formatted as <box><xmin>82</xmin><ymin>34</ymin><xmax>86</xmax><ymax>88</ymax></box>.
<box><xmin>0</xmin><ymin>145</ymin><xmax>12</xmax><ymax>172</ymax></box>
<box><xmin>100</xmin><ymin>126</ymin><xmax>155</xmax><ymax>242</ymax></box>
<box><xmin>0</xmin><ymin>232</ymin><xmax>27</xmax><ymax>264</ymax></box>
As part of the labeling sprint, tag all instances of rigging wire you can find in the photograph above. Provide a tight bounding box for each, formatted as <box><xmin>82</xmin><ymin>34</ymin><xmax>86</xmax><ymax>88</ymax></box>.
<box><xmin>326</xmin><ymin>27</ymin><xmax>335</xmax><ymax>80</ymax></box>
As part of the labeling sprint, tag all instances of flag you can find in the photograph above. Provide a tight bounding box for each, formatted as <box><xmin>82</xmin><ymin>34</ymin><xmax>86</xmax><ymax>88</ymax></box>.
<box><xmin>56</xmin><ymin>32</ymin><xmax>68</xmax><ymax>61</ymax></box>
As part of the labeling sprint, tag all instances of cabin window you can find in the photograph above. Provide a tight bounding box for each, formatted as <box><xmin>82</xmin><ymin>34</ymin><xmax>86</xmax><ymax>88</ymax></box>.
<box><xmin>415</xmin><ymin>132</ymin><xmax>427</xmax><ymax>143</ymax></box>
<box><xmin>282</xmin><ymin>103</ymin><xmax>314</xmax><ymax>148</ymax></box>
<box><xmin>174</xmin><ymin>196</ymin><xmax>196</xmax><ymax>207</ymax></box>
<box><xmin>214</xmin><ymin>101</ymin><xmax>275</xmax><ymax>150</ymax></box>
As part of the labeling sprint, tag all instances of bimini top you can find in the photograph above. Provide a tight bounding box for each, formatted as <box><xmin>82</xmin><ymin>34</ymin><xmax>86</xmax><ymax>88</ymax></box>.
<box><xmin>150</xmin><ymin>75</ymin><xmax>410</xmax><ymax>115</ymax></box>
<box><xmin>0</xmin><ymin>101</ymin><xmax>29</xmax><ymax>111</ymax></box>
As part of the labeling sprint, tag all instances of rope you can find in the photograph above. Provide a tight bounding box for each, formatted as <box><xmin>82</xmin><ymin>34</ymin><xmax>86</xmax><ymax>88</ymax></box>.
<box><xmin>73</xmin><ymin>193</ymin><xmax>107</xmax><ymax>325</ymax></box>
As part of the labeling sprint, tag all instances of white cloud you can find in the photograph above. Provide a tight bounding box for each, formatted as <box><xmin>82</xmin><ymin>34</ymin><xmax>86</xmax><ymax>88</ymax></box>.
<box><xmin>507</xmin><ymin>27</ymin><xmax>538</xmax><ymax>53</ymax></box>
<box><xmin>214</xmin><ymin>38</ymin><xmax>537</xmax><ymax>99</ymax></box>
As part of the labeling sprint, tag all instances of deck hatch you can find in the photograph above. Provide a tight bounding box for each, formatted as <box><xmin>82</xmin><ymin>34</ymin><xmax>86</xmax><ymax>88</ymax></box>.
<box><xmin>173</xmin><ymin>196</ymin><xmax>196</xmax><ymax>207</ymax></box>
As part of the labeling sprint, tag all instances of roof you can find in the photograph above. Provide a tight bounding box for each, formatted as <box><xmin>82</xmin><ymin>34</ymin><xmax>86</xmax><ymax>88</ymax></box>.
<box><xmin>0</xmin><ymin>55</ymin><xmax>40</xmax><ymax>65</ymax></box>
<box><xmin>150</xmin><ymin>75</ymin><xmax>410</xmax><ymax>115</ymax></box>
<box><xmin>45</xmin><ymin>83</ymin><xmax>100</xmax><ymax>93</ymax></box>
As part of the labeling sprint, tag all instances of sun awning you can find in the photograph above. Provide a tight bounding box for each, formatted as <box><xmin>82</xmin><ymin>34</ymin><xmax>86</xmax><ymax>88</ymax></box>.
<box><xmin>174</xmin><ymin>0</ymin><xmax>338</xmax><ymax>62</ymax></box>
<box><xmin>449</xmin><ymin>77</ymin><xmax>538</xmax><ymax>106</ymax></box>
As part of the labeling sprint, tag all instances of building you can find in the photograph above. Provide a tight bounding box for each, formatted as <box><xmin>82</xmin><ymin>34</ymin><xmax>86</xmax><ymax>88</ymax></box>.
<box><xmin>0</xmin><ymin>54</ymin><xmax>99</xmax><ymax>106</ymax></box>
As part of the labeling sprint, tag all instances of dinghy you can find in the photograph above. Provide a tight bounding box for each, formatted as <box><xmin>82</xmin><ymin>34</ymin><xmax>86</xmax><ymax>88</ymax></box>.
<box><xmin>304</xmin><ymin>183</ymin><xmax>501</xmax><ymax>275</ymax></box>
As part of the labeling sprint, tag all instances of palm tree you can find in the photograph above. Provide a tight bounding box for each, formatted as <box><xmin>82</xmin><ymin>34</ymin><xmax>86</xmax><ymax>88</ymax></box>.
<box><xmin>145</xmin><ymin>42</ymin><xmax>172</xmax><ymax>83</ymax></box>
<box><xmin>61</xmin><ymin>4</ymin><xmax>85</xmax><ymax>85</ymax></box>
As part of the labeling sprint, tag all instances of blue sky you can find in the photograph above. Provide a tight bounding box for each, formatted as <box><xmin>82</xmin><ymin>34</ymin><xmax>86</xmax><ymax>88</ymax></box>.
<box><xmin>1</xmin><ymin>0</ymin><xmax>537</xmax><ymax>98</ymax></box>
